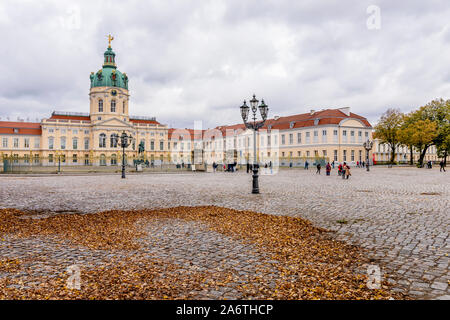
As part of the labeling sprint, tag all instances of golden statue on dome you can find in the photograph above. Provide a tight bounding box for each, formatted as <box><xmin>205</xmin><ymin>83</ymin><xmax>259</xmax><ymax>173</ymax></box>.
<box><xmin>107</xmin><ymin>34</ymin><xmax>114</xmax><ymax>48</ymax></box>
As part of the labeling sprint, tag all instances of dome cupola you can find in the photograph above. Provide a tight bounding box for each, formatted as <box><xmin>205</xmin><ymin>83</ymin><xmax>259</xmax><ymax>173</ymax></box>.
<box><xmin>90</xmin><ymin>35</ymin><xmax>128</xmax><ymax>90</ymax></box>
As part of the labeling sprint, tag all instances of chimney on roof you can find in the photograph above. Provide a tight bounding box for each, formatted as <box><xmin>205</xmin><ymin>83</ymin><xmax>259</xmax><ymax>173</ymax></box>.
<box><xmin>274</xmin><ymin>116</ymin><xmax>280</xmax><ymax>120</ymax></box>
<box><xmin>310</xmin><ymin>110</ymin><xmax>315</xmax><ymax>115</ymax></box>
<box><xmin>339</xmin><ymin>107</ymin><xmax>350</xmax><ymax>116</ymax></box>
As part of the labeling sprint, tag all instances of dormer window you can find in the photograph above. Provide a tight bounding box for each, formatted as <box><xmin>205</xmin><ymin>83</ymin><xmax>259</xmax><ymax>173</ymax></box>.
<box><xmin>13</xmin><ymin>128</ymin><xmax>19</xmax><ymax>133</ymax></box>
<box><xmin>289</xmin><ymin>121</ymin><xmax>295</xmax><ymax>129</ymax></box>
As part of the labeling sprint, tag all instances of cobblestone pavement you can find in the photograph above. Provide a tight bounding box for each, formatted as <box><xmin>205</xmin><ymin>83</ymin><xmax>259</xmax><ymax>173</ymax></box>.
<box><xmin>0</xmin><ymin>167</ymin><xmax>448</xmax><ymax>299</ymax></box>
<box><xmin>136</xmin><ymin>218</ymin><xmax>279</xmax><ymax>299</ymax></box>
<box><xmin>0</xmin><ymin>219</ymin><xmax>278</xmax><ymax>299</ymax></box>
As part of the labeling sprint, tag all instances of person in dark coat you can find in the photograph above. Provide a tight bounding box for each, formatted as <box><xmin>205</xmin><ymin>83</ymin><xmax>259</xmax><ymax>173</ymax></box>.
<box><xmin>316</xmin><ymin>163</ymin><xmax>321</xmax><ymax>174</ymax></box>
<box><xmin>342</xmin><ymin>163</ymin><xmax>347</xmax><ymax>179</ymax></box>
<box><xmin>439</xmin><ymin>160</ymin><xmax>446</xmax><ymax>172</ymax></box>
<box><xmin>326</xmin><ymin>162</ymin><xmax>331</xmax><ymax>176</ymax></box>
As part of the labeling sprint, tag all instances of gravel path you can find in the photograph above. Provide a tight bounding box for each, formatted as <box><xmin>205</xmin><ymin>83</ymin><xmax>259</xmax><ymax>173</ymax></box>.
<box><xmin>0</xmin><ymin>167</ymin><xmax>449</xmax><ymax>299</ymax></box>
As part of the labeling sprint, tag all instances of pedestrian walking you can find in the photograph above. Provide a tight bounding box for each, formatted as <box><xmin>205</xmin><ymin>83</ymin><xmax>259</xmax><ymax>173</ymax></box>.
<box><xmin>316</xmin><ymin>163</ymin><xmax>321</xmax><ymax>174</ymax></box>
<box><xmin>269</xmin><ymin>161</ymin><xmax>273</xmax><ymax>174</ymax></box>
<box><xmin>326</xmin><ymin>162</ymin><xmax>331</xmax><ymax>176</ymax></box>
<box><xmin>305</xmin><ymin>161</ymin><xmax>309</xmax><ymax>170</ymax></box>
<box><xmin>440</xmin><ymin>160</ymin><xmax>446</xmax><ymax>172</ymax></box>
<box><xmin>345</xmin><ymin>164</ymin><xmax>351</xmax><ymax>179</ymax></box>
<box><xmin>342</xmin><ymin>162</ymin><xmax>347</xmax><ymax>179</ymax></box>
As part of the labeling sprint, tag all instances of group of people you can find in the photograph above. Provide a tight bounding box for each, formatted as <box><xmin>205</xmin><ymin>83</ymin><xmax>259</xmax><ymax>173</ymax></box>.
<box><xmin>212</xmin><ymin>162</ymin><xmax>238</xmax><ymax>172</ymax></box>
<box><xmin>356</xmin><ymin>161</ymin><xmax>366</xmax><ymax>168</ymax></box>
<box><xmin>246</xmin><ymin>161</ymin><xmax>273</xmax><ymax>174</ymax></box>
<box><xmin>315</xmin><ymin>162</ymin><xmax>351</xmax><ymax>179</ymax></box>
<box><xmin>213</xmin><ymin>159</ymin><xmax>446</xmax><ymax>174</ymax></box>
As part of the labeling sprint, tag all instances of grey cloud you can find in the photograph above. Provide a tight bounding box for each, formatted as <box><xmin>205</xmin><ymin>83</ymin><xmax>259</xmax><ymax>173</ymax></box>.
<box><xmin>0</xmin><ymin>0</ymin><xmax>449</xmax><ymax>128</ymax></box>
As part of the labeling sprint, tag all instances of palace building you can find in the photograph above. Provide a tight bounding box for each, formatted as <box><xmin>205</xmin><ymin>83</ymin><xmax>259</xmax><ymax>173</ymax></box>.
<box><xmin>1</xmin><ymin>38</ymin><xmax>440</xmax><ymax>171</ymax></box>
<box><xmin>198</xmin><ymin>107</ymin><xmax>375</xmax><ymax>167</ymax></box>
<box><xmin>1</xmin><ymin>39</ymin><xmax>170</xmax><ymax>168</ymax></box>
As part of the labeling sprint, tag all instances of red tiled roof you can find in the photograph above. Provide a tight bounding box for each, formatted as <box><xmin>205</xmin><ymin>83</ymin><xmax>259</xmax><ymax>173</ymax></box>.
<box><xmin>0</xmin><ymin>121</ymin><xmax>42</xmax><ymax>135</ymax></box>
<box><xmin>168</xmin><ymin>109</ymin><xmax>371</xmax><ymax>140</ymax></box>
<box><xmin>49</xmin><ymin>114</ymin><xmax>91</xmax><ymax>121</ymax></box>
<box><xmin>214</xmin><ymin>109</ymin><xmax>372</xmax><ymax>134</ymax></box>
<box><xmin>130</xmin><ymin>119</ymin><xmax>160</xmax><ymax>125</ymax></box>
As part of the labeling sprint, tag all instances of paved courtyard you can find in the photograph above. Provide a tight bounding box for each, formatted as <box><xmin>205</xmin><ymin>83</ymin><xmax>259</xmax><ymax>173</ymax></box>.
<box><xmin>0</xmin><ymin>167</ymin><xmax>449</xmax><ymax>299</ymax></box>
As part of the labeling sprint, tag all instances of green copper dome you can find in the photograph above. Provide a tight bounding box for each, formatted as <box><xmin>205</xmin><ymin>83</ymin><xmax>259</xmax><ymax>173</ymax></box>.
<box><xmin>90</xmin><ymin>46</ymin><xmax>128</xmax><ymax>90</ymax></box>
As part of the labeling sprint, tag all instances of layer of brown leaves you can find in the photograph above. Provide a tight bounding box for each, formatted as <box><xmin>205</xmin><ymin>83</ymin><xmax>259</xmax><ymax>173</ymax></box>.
<box><xmin>0</xmin><ymin>206</ymin><xmax>408</xmax><ymax>300</ymax></box>
<box><xmin>0</xmin><ymin>257</ymin><xmax>207</xmax><ymax>300</ymax></box>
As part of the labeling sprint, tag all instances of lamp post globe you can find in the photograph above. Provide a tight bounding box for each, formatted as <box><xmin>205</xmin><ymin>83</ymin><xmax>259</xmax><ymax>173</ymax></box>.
<box><xmin>249</xmin><ymin>94</ymin><xmax>259</xmax><ymax>114</ymax></box>
<box><xmin>240</xmin><ymin>100</ymin><xmax>249</xmax><ymax>123</ymax></box>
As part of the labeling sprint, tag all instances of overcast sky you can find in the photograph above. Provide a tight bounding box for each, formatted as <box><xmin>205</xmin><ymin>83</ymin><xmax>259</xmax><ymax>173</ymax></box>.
<box><xmin>1</xmin><ymin>0</ymin><xmax>450</xmax><ymax>129</ymax></box>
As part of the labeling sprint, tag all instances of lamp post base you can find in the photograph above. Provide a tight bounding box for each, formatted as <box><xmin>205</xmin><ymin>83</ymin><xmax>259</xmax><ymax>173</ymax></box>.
<box><xmin>252</xmin><ymin>167</ymin><xmax>259</xmax><ymax>194</ymax></box>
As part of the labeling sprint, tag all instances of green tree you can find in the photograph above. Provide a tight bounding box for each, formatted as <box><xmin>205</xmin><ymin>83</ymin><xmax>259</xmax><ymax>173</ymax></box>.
<box><xmin>436</xmin><ymin>116</ymin><xmax>450</xmax><ymax>165</ymax></box>
<box><xmin>412</xmin><ymin>99</ymin><xmax>450</xmax><ymax>166</ymax></box>
<box><xmin>373</xmin><ymin>108</ymin><xmax>404</xmax><ymax>164</ymax></box>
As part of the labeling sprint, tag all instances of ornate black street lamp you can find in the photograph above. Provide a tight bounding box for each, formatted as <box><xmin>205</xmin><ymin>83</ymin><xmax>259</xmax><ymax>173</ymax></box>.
<box><xmin>57</xmin><ymin>153</ymin><xmax>61</xmax><ymax>174</ymax></box>
<box><xmin>116</xmin><ymin>131</ymin><xmax>133</xmax><ymax>178</ymax></box>
<box><xmin>240</xmin><ymin>94</ymin><xmax>269</xmax><ymax>194</ymax></box>
<box><xmin>363</xmin><ymin>139</ymin><xmax>373</xmax><ymax>172</ymax></box>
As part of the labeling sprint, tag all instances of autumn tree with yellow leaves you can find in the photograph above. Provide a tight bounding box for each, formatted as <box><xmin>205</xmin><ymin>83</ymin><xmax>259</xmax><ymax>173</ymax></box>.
<box><xmin>373</xmin><ymin>108</ymin><xmax>404</xmax><ymax>164</ymax></box>
<box><xmin>397</xmin><ymin>99</ymin><xmax>449</xmax><ymax>166</ymax></box>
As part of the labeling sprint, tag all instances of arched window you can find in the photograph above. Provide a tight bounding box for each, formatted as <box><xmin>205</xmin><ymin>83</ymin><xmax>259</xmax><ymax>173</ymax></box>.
<box><xmin>100</xmin><ymin>154</ymin><xmax>106</xmax><ymax>166</ymax></box>
<box><xmin>98</xmin><ymin>99</ymin><xmax>104</xmax><ymax>112</ymax></box>
<box><xmin>111</xmin><ymin>154</ymin><xmax>117</xmax><ymax>165</ymax></box>
<box><xmin>111</xmin><ymin>100</ymin><xmax>116</xmax><ymax>112</ymax></box>
<box><xmin>110</xmin><ymin>134</ymin><xmax>118</xmax><ymax>148</ymax></box>
<box><xmin>48</xmin><ymin>137</ymin><xmax>54</xmax><ymax>150</ymax></box>
<box><xmin>99</xmin><ymin>133</ymin><xmax>106</xmax><ymax>148</ymax></box>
